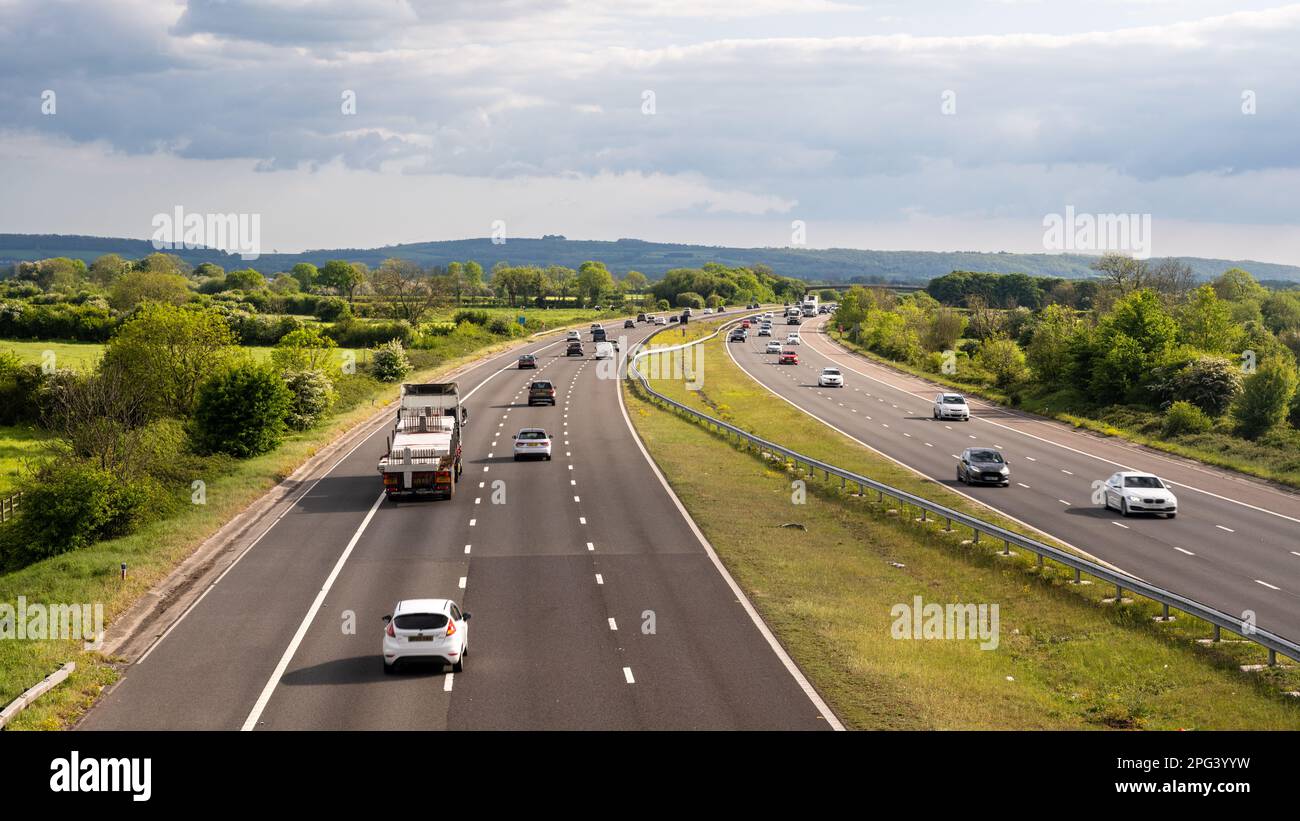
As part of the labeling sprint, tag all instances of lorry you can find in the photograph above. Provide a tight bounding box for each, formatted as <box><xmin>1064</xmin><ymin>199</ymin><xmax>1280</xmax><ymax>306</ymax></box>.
<box><xmin>801</xmin><ymin>295</ymin><xmax>818</xmax><ymax>317</ymax></box>
<box><xmin>378</xmin><ymin>382</ymin><xmax>468</xmax><ymax>499</ymax></box>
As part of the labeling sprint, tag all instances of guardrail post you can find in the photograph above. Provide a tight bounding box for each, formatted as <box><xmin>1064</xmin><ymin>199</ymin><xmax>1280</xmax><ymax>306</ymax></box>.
<box><xmin>1036</xmin><ymin>553</ymin><xmax>1044</xmax><ymax>569</ymax></box>
<box><xmin>972</xmin><ymin>528</ymin><xmax>980</xmax><ymax>545</ymax></box>
<box><xmin>1213</xmin><ymin>624</ymin><xmax>1221</xmax><ymax>643</ymax></box>
<box><xmin>920</xmin><ymin>508</ymin><xmax>927</xmax><ymax>523</ymax></box>
<box><xmin>944</xmin><ymin>517</ymin><xmax>951</xmax><ymax>532</ymax></box>
<box><xmin>1115</xmin><ymin>584</ymin><xmax>1123</xmax><ymax>601</ymax></box>
<box><xmin>1073</xmin><ymin>568</ymin><xmax>1081</xmax><ymax>584</ymax></box>
<box><xmin>1161</xmin><ymin>603</ymin><xmax>1170</xmax><ymax>620</ymax></box>
<box><xmin>1001</xmin><ymin>539</ymin><xmax>1010</xmax><ymax>556</ymax></box>
<box><xmin>1268</xmin><ymin>649</ymin><xmax>1277</xmax><ymax>667</ymax></box>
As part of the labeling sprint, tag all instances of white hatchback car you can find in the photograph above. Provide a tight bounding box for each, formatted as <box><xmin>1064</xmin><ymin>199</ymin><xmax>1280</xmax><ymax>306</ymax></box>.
<box><xmin>566</xmin><ymin>330</ymin><xmax>581</xmax><ymax>341</ymax></box>
<box><xmin>654</xmin><ymin>316</ymin><xmax>667</xmax><ymax>325</ymax></box>
<box><xmin>382</xmin><ymin>598</ymin><xmax>470</xmax><ymax>674</ymax></box>
<box><xmin>765</xmin><ymin>341</ymin><xmax>782</xmax><ymax>354</ymax></box>
<box><xmin>785</xmin><ymin>333</ymin><xmax>801</xmax><ymax>345</ymax></box>
<box><xmin>818</xmin><ymin>367</ymin><xmax>844</xmax><ymax>387</ymax></box>
<box><xmin>1102</xmin><ymin>472</ymin><xmax>1178</xmax><ymax>518</ymax></box>
<box><xmin>513</xmin><ymin>427</ymin><xmax>553</xmax><ymax>460</ymax></box>
<box><xmin>933</xmin><ymin>392</ymin><xmax>971</xmax><ymax>421</ymax></box>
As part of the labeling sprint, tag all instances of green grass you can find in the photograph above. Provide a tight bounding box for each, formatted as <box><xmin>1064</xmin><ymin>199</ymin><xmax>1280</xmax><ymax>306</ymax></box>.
<box><xmin>827</xmin><ymin>330</ymin><xmax>1300</xmax><ymax>490</ymax></box>
<box><xmin>0</xmin><ymin>329</ymin><xmax>546</xmax><ymax>730</ymax></box>
<box><xmin>624</xmin><ymin>330</ymin><xmax>1300</xmax><ymax>729</ymax></box>
<box><xmin>0</xmin><ymin>425</ymin><xmax>52</xmax><ymax>496</ymax></box>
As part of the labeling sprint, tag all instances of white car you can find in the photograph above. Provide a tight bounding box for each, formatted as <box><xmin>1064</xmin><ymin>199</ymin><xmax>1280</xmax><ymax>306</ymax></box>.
<box><xmin>594</xmin><ymin>341</ymin><xmax>615</xmax><ymax>359</ymax></box>
<box><xmin>1102</xmin><ymin>472</ymin><xmax>1178</xmax><ymax>518</ymax></box>
<box><xmin>785</xmin><ymin>333</ymin><xmax>801</xmax><ymax>345</ymax></box>
<box><xmin>512</xmin><ymin>428</ymin><xmax>553</xmax><ymax>461</ymax></box>
<box><xmin>703</xmin><ymin>308</ymin><xmax>714</xmax><ymax>314</ymax></box>
<box><xmin>765</xmin><ymin>341</ymin><xmax>782</xmax><ymax>354</ymax></box>
<box><xmin>654</xmin><ymin>316</ymin><xmax>667</xmax><ymax>326</ymax></box>
<box><xmin>566</xmin><ymin>330</ymin><xmax>581</xmax><ymax>341</ymax></box>
<box><xmin>933</xmin><ymin>392</ymin><xmax>970</xmax><ymax>421</ymax></box>
<box><xmin>818</xmin><ymin>367</ymin><xmax>844</xmax><ymax>387</ymax></box>
<box><xmin>382</xmin><ymin>598</ymin><xmax>469</xmax><ymax>674</ymax></box>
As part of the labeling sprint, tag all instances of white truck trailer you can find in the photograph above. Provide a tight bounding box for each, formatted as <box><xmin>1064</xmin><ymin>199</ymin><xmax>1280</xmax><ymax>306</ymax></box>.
<box><xmin>378</xmin><ymin>382</ymin><xmax>467</xmax><ymax>499</ymax></box>
<box><xmin>801</xmin><ymin>294</ymin><xmax>818</xmax><ymax>316</ymax></box>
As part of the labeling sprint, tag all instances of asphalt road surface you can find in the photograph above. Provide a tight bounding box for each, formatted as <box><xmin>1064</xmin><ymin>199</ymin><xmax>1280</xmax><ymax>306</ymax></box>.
<box><xmin>726</xmin><ymin>313</ymin><xmax>1300</xmax><ymax>644</ymax></box>
<box><xmin>80</xmin><ymin>311</ymin><xmax>837</xmax><ymax>731</ymax></box>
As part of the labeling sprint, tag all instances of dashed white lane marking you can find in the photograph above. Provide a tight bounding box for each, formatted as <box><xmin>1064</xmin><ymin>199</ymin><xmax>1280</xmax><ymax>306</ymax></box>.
<box><xmin>903</xmin><ymin>432</ymin><xmax>911</xmax><ymax>437</ymax></box>
<box><xmin>478</xmin><ymin>482</ymin><xmax>485</xmax><ymax>488</ymax></box>
<box><xmin>1255</xmin><ymin>579</ymin><xmax>1280</xmax><ymax>590</ymax></box>
<box><xmin>1216</xmin><ymin>525</ymin><xmax>1235</xmax><ymax>532</ymax></box>
<box><xmin>1059</xmin><ymin>499</ymin><xmax>1071</xmax><ymax>505</ymax></box>
<box><xmin>608</xmin><ymin>618</ymin><xmax>618</xmax><ymax>631</ymax></box>
<box><xmin>579</xmin><ymin>516</ymin><xmax>587</xmax><ymax>524</ymax></box>
<box><xmin>1113</xmin><ymin>522</ymin><xmax>1129</xmax><ymax>529</ymax></box>
<box><xmin>444</xmin><ymin>673</ymin><xmax>454</xmax><ymax>692</ymax></box>
<box><xmin>458</xmin><ymin>576</ymin><xmax>466</xmax><ymax>589</ymax></box>
<box><xmin>968</xmin><ymin>434</ymin><xmax>976</xmax><ymax>439</ymax></box>
<box><xmin>464</xmin><ymin>544</ymin><xmax>471</xmax><ymax>554</ymax></box>
<box><xmin>950</xmin><ymin>454</ymin><xmax>960</xmax><ymax>459</ymax></box>
<box><xmin>1017</xmin><ymin>482</ymin><xmax>1030</xmax><ymax>488</ymax></box>
<box><xmin>1025</xmin><ymin>456</ymin><xmax>1036</xmax><ymax>461</ymax></box>
<box><xmin>1060</xmin><ymin>469</ymin><xmax>1073</xmax><ymax>475</ymax></box>
<box><xmin>469</xmin><ymin>518</ymin><xmax>477</xmax><ymax>527</ymax></box>
<box><xmin>487</xmin><ymin>452</ymin><xmax>494</xmax><ymax>458</ymax></box>
<box><xmin>623</xmin><ymin>667</ymin><xmax>635</xmax><ymax>684</ymax></box>
<box><xmin>587</xmin><ymin>542</ymin><xmax>594</xmax><ymax>551</ymax></box>
<box><xmin>595</xmin><ymin>573</ymin><xmax>604</xmax><ymax>585</ymax></box>
<box><xmin>574</xmin><ymin>495</ymin><xmax>581</xmax><ymax>502</ymax></box>
<box><xmin>474</xmin><ymin>497</ymin><xmax>481</xmax><ymax>505</ymax></box>
<box><xmin>1291</xmin><ymin>551</ymin><xmax>1300</xmax><ymax>558</ymax></box>
<box><xmin>1174</xmin><ymin>547</ymin><xmax>1195</xmax><ymax>556</ymax></box>
<box><xmin>881</xmin><ymin>423</ymin><xmax>889</xmax><ymax>428</ymax></box>
<box><xmin>567</xmin><ymin>465</ymin><xmax>574</xmax><ymax>470</ymax></box>
<box><xmin>483</xmin><ymin>466</ymin><xmax>489</xmax><ymax>472</ymax></box>
<box><xmin>570</xmin><ymin>479</ymin><xmax>577</xmax><ymax>486</ymax></box>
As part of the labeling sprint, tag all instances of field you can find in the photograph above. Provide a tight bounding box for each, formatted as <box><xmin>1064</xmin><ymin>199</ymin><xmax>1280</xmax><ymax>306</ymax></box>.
<box><xmin>624</xmin><ymin>326</ymin><xmax>1300</xmax><ymax>729</ymax></box>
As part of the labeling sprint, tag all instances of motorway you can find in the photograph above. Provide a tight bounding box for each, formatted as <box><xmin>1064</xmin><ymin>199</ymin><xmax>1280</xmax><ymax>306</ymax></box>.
<box><xmin>80</xmin><ymin>311</ymin><xmax>838</xmax><ymax>731</ymax></box>
<box><xmin>725</xmin><ymin>313</ymin><xmax>1300</xmax><ymax>643</ymax></box>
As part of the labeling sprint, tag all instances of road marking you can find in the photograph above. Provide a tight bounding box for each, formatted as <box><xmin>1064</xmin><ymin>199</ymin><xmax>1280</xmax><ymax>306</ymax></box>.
<box><xmin>464</xmin><ymin>544</ymin><xmax>471</xmax><ymax>554</ymax></box>
<box><xmin>574</xmin><ymin>495</ymin><xmax>581</xmax><ymax>502</ymax></box>
<box><xmin>1060</xmin><ymin>469</ymin><xmax>1073</xmax><ymax>475</ymax></box>
<box><xmin>1255</xmin><ymin>579</ymin><xmax>1280</xmax><ymax>590</ymax></box>
<box><xmin>458</xmin><ymin>576</ymin><xmax>466</xmax><ymax>589</ymax></box>
<box><xmin>240</xmin><ymin>492</ymin><xmax>386</xmax><ymax>731</ymax></box>
<box><xmin>1017</xmin><ymin>482</ymin><xmax>1030</xmax><ymax>488</ymax></box>
<box><xmin>570</xmin><ymin>479</ymin><xmax>577</xmax><ymax>486</ymax></box>
<box><xmin>478</xmin><ymin>482</ymin><xmax>485</xmax><ymax>488</ymax></box>
<box><xmin>579</xmin><ymin>516</ymin><xmax>587</xmax><ymax>524</ymax></box>
<box><xmin>1216</xmin><ymin>525</ymin><xmax>1235</xmax><ymax>532</ymax></box>
<box><xmin>595</xmin><ymin>573</ymin><xmax>604</xmax><ymax>585</ymax></box>
<box><xmin>587</xmin><ymin>541</ymin><xmax>594</xmax><ymax>551</ymax></box>
<box><xmin>1113</xmin><ymin>522</ymin><xmax>1129</xmax><ymax>529</ymax></box>
<box><xmin>474</xmin><ymin>497</ymin><xmax>481</xmax><ymax>504</ymax></box>
<box><xmin>469</xmin><ymin>518</ymin><xmax>476</xmax><ymax>526</ymax></box>
<box><xmin>623</xmin><ymin>667</ymin><xmax>635</xmax><ymax>684</ymax></box>
<box><xmin>608</xmin><ymin>618</ymin><xmax>618</xmax><ymax>631</ymax></box>
<box><xmin>903</xmin><ymin>432</ymin><xmax>911</xmax><ymax>437</ymax></box>
<box><xmin>444</xmin><ymin>673</ymin><xmax>454</xmax><ymax>692</ymax></box>
<box><xmin>1059</xmin><ymin>499</ymin><xmax>1071</xmax><ymax>505</ymax></box>
<box><xmin>1025</xmin><ymin>456</ymin><xmax>1036</xmax><ymax>461</ymax></box>
<box><xmin>1174</xmin><ymin>547</ymin><xmax>1195</xmax><ymax>556</ymax></box>
<box><xmin>1291</xmin><ymin>551</ymin><xmax>1300</xmax><ymax>558</ymax></box>
<box><xmin>483</xmin><ymin>466</ymin><xmax>489</xmax><ymax>472</ymax></box>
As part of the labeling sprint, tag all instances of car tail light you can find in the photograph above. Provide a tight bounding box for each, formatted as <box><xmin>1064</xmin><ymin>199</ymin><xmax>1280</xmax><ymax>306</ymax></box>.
<box><xmin>386</xmin><ymin>621</ymin><xmax>395</xmax><ymax>638</ymax></box>
<box><xmin>446</xmin><ymin>619</ymin><xmax>457</xmax><ymax>637</ymax></box>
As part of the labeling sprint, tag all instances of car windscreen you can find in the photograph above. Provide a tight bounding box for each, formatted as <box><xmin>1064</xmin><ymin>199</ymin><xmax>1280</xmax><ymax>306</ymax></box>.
<box><xmin>518</xmin><ymin>431</ymin><xmax>548</xmax><ymax>440</ymax></box>
<box><xmin>823</xmin><ymin>369</ymin><xmax>840</xmax><ymax>376</ymax></box>
<box><xmin>942</xmin><ymin>396</ymin><xmax>965</xmax><ymax>404</ymax></box>
<box><xmin>1123</xmin><ymin>476</ymin><xmax>1164</xmax><ymax>488</ymax></box>
<box><xmin>394</xmin><ymin>613</ymin><xmax>448</xmax><ymax>630</ymax></box>
<box><xmin>969</xmin><ymin>450</ymin><xmax>1003</xmax><ymax>463</ymax></box>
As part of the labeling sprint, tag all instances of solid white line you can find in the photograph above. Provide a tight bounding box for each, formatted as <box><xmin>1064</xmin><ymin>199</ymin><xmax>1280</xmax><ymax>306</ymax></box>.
<box><xmin>241</xmin><ymin>492</ymin><xmax>385</xmax><ymax>731</ymax></box>
<box><xmin>623</xmin><ymin>666</ymin><xmax>635</xmax><ymax>684</ymax></box>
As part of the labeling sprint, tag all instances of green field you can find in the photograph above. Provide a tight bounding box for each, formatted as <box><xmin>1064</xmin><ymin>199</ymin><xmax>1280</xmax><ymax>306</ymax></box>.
<box><xmin>624</xmin><ymin>328</ymin><xmax>1300</xmax><ymax>729</ymax></box>
<box><xmin>0</xmin><ymin>425</ymin><xmax>52</xmax><ymax>496</ymax></box>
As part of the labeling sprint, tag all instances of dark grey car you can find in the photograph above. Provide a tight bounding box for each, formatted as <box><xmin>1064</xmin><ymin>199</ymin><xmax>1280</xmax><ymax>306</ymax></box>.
<box><xmin>956</xmin><ymin>448</ymin><xmax>1010</xmax><ymax>486</ymax></box>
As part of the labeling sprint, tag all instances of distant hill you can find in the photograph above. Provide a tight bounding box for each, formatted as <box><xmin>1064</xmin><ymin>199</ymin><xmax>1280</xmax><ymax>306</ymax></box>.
<box><xmin>3</xmin><ymin>233</ymin><xmax>1298</xmax><ymax>283</ymax></box>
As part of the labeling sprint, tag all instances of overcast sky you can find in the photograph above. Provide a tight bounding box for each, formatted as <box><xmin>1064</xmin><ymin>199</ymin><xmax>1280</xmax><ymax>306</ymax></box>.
<box><xmin>1</xmin><ymin>0</ymin><xmax>1299</xmax><ymax>263</ymax></box>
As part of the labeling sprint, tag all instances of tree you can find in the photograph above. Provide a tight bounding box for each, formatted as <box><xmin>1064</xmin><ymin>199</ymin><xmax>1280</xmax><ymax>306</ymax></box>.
<box><xmin>371</xmin><ymin>258</ymin><xmax>442</xmax><ymax>324</ymax></box>
<box><xmin>1261</xmin><ymin>292</ymin><xmax>1300</xmax><ymax>335</ymax></box>
<box><xmin>282</xmin><ymin>370</ymin><xmax>335</xmax><ymax>430</ymax></box>
<box><xmin>923</xmin><ymin>307</ymin><xmax>966</xmax><ymax>352</ymax></box>
<box><xmin>318</xmin><ymin>259</ymin><xmax>364</xmax><ymax>303</ymax></box>
<box><xmin>1091</xmin><ymin>253</ymin><xmax>1148</xmax><ymax>296</ymax></box>
<box><xmin>103</xmin><ymin>303</ymin><xmax>237</xmax><ymax>417</ymax></box>
<box><xmin>576</xmin><ymin>261</ymin><xmax>615</xmax><ymax>307</ymax></box>
<box><xmin>272</xmin><ymin>326</ymin><xmax>338</xmax><ymax>372</ymax></box>
<box><xmin>1152</xmin><ymin>356</ymin><xmax>1242</xmax><ymax>416</ymax></box>
<box><xmin>548</xmin><ymin>266</ymin><xmax>577</xmax><ymax>305</ymax></box>
<box><xmin>33</xmin><ymin>257</ymin><xmax>88</xmax><ymax>292</ymax></box>
<box><xmin>191</xmin><ymin>362</ymin><xmax>292</xmax><ymax>457</ymax></box>
<box><xmin>41</xmin><ymin>364</ymin><xmax>153</xmax><ymax>475</ymax></box>
<box><xmin>270</xmin><ymin>273</ymin><xmax>301</xmax><ymax>294</ymax></box>
<box><xmin>1090</xmin><ymin>289</ymin><xmax>1178</xmax><ymax>401</ymax></box>
<box><xmin>1212</xmin><ymin>268</ymin><xmax>1268</xmax><ymax>303</ymax></box>
<box><xmin>193</xmin><ymin>262</ymin><xmax>226</xmax><ymax>281</ymax></box>
<box><xmin>1025</xmin><ymin>304</ymin><xmax>1079</xmax><ymax>386</ymax></box>
<box><xmin>136</xmin><ymin>252</ymin><xmax>190</xmax><ymax>278</ymax></box>
<box><xmin>225</xmin><ymin>268</ymin><xmax>267</xmax><ymax>292</ymax></box>
<box><xmin>1147</xmin><ymin>258</ymin><xmax>1196</xmax><ymax>302</ymax></box>
<box><xmin>1178</xmin><ymin>285</ymin><xmax>1239</xmax><ymax>353</ymax></box>
<box><xmin>89</xmin><ymin>254</ymin><xmax>131</xmax><ymax>286</ymax></box>
<box><xmin>975</xmin><ymin>336</ymin><xmax>1028</xmax><ymax>389</ymax></box>
<box><xmin>371</xmin><ymin>340</ymin><xmax>412</xmax><ymax>382</ymax></box>
<box><xmin>622</xmin><ymin>270</ymin><xmax>649</xmax><ymax>295</ymax></box>
<box><xmin>291</xmin><ymin>262</ymin><xmax>319</xmax><ymax>292</ymax></box>
<box><xmin>108</xmin><ymin>270</ymin><xmax>194</xmax><ymax>311</ymax></box>
<box><xmin>1232</xmin><ymin>361</ymin><xmax>1298</xmax><ymax>439</ymax></box>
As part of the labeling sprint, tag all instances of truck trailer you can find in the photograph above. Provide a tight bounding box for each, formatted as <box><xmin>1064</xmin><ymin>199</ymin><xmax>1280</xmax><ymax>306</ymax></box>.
<box><xmin>378</xmin><ymin>382</ymin><xmax>468</xmax><ymax>499</ymax></box>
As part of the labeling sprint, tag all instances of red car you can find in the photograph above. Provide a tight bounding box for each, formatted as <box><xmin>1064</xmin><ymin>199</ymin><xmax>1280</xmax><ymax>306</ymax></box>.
<box><xmin>741</xmin><ymin>320</ymin><xmax>751</xmax><ymax>329</ymax></box>
<box><xmin>779</xmin><ymin>350</ymin><xmax>799</xmax><ymax>365</ymax></box>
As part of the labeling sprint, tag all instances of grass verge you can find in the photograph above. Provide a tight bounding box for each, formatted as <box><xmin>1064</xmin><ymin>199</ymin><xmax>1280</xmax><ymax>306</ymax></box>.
<box><xmin>624</xmin><ymin>329</ymin><xmax>1300</xmax><ymax>729</ymax></box>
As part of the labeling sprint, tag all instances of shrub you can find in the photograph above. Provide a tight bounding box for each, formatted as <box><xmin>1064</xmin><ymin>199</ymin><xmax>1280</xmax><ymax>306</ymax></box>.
<box><xmin>0</xmin><ymin>351</ymin><xmax>45</xmax><ymax>425</ymax></box>
<box><xmin>371</xmin><ymin>340</ymin><xmax>413</xmax><ymax>383</ymax></box>
<box><xmin>191</xmin><ymin>362</ymin><xmax>292</xmax><ymax>457</ymax></box>
<box><xmin>1162</xmin><ymin>401</ymin><xmax>1213</xmax><ymax>437</ymax></box>
<box><xmin>0</xmin><ymin>461</ymin><xmax>154</xmax><ymax>566</ymax></box>
<box><xmin>272</xmin><ymin>326</ymin><xmax>338</xmax><ymax>372</ymax></box>
<box><xmin>314</xmin><ymin>296</ymin><xmax>351</xmax><ymax>322</ymax></box>
<box><xmin>283</xmin><ymin>370</ymin><xmax>336</xmax><ymax>430</ymax></box>
<box><xmin>975</xmin><ymin>337</ymin><xmax>1029</xmax><ymax>389</ymax></box>
<box><xmin>1153</xmin><ymin>356</ymin><xmax>1242</xmax><ymax>416</ymax></box>
<box><xmin>328</xmin><ymin>318</ymin><xmax>413</xmax><ymax>348</ymax></box>
<box><xmin>486</xmin><ymin>316</ymin><xmax>519</xmax><ymax>336</ymax></box>
<box><xmin>675</xmin><ymin>292</ymin><xmax>705</xmax><ymax>309</ymax></box>
<box><xmin>453</xmin><ymin>309</ymin><xmax>491</xmax><ymax>326</ymax></box>
<box><xmin>1232</xmin><ymin>361</ymin><xmax>1298</xmax><ymax>440</ymax></box>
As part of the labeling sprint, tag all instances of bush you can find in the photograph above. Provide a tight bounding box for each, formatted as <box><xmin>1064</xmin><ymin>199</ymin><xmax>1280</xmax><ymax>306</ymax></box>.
<box><xmin>191</xmin><ymin>362</ymin><xmax>292</xmax><ymax>457</ymax></box>
<box><xmin>0</xmin><ymin>351</ymin><xmax>45</xmax><ymax>425</ymax></box>
<box><xmin>314</xmin><ymin>296</ymin><xmax>352</xmax><ymax>322</ymax></box>
<box><xmin>1151</xmin><ymin>355</ymin><xmax>1242</xmax><ymax>416</ymax></box>
<box><xmin>0</xmin><ymin>461</ymin><xmax>154</xmax><ymax>566</ymax></box>
<box><xmin>486</xmin><ymin>316</ymin><xmax>519</xmax><ymax>336</ymax></box>
<box><xmin>370</xmin><ymin>339</ymin><xmax>413</xmax><ymax>383</ymax></box>
<box><xmin>328</xmin><ymin>318</ymin><xmax>413</xmax><ymax>348</ymax></box>
<box><xmin>283</xmin><ymin>370</ymin><xmax>336</xmax><ymax>430</ymax></box>
<box><xmin>676</xmin><ymin>292</ymin><xmax>705</xmax><ymax>309</ymax></box>
<box><xmin>1162</xmin><ymin>401</ymin><xmax>1213</xmax><ymax>437</ymax></box>
<box><xmin>453</xmin><ymin>309</ymin><xmax>491</xmax><ymax>326</ymax></box>
<box><xmin>1232</xmin><ymin>361</ymin><xmax>1298</xmax><ymax>440</ymax></box>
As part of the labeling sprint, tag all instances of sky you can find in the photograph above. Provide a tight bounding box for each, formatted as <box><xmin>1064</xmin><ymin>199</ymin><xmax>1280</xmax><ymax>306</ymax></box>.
<box><xmin>1</xmin><ymin>0</ymin><xmax>1298</xmax><ymax>263</ymax></box>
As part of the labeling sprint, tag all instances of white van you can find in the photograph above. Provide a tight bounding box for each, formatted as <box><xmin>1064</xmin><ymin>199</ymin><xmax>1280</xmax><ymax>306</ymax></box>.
<box><xmin>594</xmin><ymin>341</ymin><xmax>615</xmax><ymax>360</ymax></box>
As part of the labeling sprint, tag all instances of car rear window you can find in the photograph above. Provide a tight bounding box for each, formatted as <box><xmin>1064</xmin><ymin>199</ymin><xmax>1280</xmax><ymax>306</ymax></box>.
<box><xmin>394</xmin><ymin>613</ymin><xmax>448</xmax><ymax>630</ymax></box>
<box><xmin>518</xmin><ymin>430</ymin><xmax>548</xmax><ymax>440</ymax></box>
<box><xmin>531</xmin><ymin>382</ymin><xmax>552</xmax><ymax>390</ymax></box>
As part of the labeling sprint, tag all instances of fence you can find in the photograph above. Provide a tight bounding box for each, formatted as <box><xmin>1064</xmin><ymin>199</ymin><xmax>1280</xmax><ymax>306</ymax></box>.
<box><xmin>0</xmin><ymin>491</ymin><xmax>20</xmax><ymax>524</ymax></box>
<box><xmin>627</xmin><ymin>319</ymin><xmax>1300</xmax><ymax>667</ymax></box>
